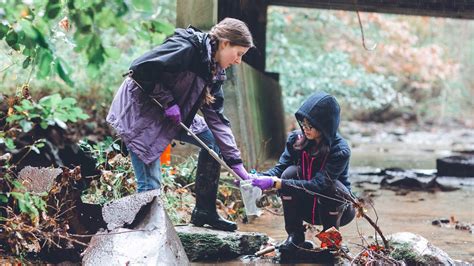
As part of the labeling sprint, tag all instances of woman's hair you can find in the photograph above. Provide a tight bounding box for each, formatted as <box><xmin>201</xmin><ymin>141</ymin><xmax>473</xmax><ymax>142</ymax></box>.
<box><xmin>204</xmin><ymin>18</ymin><xmax>254</xmax><ymax>105</ymax></box>
<box><xmin>293</xmin><ymin>118</ymin><xmax>330</xmax><ymax>158</ymax></box>
<box><xmin>294</xmin><ymin>134</ymin><xmax>330</xmax><ymax>158</ymax></box>
<box><xmin>209</xmin><ymin>17</ymin><xmax>254</xmax><ymax>48</ymax></box>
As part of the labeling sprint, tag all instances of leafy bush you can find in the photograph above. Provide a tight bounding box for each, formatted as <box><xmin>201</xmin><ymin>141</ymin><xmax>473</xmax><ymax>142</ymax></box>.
<box><xmin>6</xmin><ymin>93</ymin><xmax>89</xmax><ymax>131</ymax></box>
<box><xmin>0</xmin><ymin>0</ymin><xmax>176</xmax><ymax>106</ymax></box>
<box><xmin>1</xmin><ymin>175</ymin><xmax>48</xmax><ymax>222</ymax></box>
<box><xmin>79</xmin><ymin>138</ymin><xmax>136</xmax><ymax>204</ymax></box>
<box><xmin>267</xmin><ymin>6</ymin><xmax>472</xmax><ymax>122</ymax></box>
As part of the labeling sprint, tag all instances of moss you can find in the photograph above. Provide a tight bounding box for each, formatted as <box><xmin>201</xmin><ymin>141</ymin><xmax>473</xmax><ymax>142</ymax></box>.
<box><xmin>177</xmin><ymin>233</ymin><xmax>233</xmax><ymax>261</ymax></box>
<box><xmin>177</xmin><ymin>231</ymin><xmax>269</xmax><ymax>262</ymax></box>
<box><xmin>390</xmin><ymin>241</ymin><xmax>427</xmax><ymax>265</ymax></box>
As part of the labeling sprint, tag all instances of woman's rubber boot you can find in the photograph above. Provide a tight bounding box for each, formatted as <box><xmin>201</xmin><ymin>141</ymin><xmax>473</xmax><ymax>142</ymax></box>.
<box><xmin>190</xmin><ymin>149</ymin><xmax>237</xmax><ymax>231</ymax></box>
<box><xmin>278</xmin><ymin>232</ymin><xmax>305</xmax><ymax>253</ymax></box>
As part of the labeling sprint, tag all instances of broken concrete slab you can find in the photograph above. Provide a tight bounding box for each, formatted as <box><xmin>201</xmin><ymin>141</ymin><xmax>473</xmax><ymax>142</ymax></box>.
<box><xmin>82</xmin><ymin>196</ymin><xmax>188</xmax><ymax>265</ymax></box>
<box><xmin>18</xmin><ymin>166</ymin><xmax>62</xmax><ymax>193</ymax></box>
<box><xmin>102</xmin><ymin>189</ymin><xmax>160</xmax><ymax>231</ymax></box>
<box><xmin>389</xmin><ymin>232</ymin><xmax>455</xmax><ymax>265</ymax></box>
<box><xmin>175</xmin><ymin>225</ymin><xmax>268</xmax><ymax>261</ymax></box>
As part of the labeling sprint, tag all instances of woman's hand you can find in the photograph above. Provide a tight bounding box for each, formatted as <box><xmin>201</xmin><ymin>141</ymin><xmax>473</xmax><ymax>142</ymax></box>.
<box><xmin>231</xmin><ymin>163</ymin><xmax>250</xmax><ymax>181</ymax></box>
<box><xmin>164</xmin><ymin>104</ymin><xmax>181</xmax><ymax>124</ymax></box>
<box><xmin>251</xmin><ymin>176</ymin><xmax>280</xmax><ymax>190</ymax></box>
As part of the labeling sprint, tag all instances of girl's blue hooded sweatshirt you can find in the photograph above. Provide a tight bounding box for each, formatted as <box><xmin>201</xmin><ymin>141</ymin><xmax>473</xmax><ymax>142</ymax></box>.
<box><xmin>261</xmin><ymin>92</ymin><xmax>351</xmax><ymax>193</ymax></box>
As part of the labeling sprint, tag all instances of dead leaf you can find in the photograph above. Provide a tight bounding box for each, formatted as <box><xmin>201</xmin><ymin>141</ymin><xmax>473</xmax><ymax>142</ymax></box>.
<box><xmin>59</xmin><ymin>16</ymin><xmax>70</xmax><ymax>32</ymax></box>
<box><xmin>316</xmin><ymin>227</ymin><xmax>342</xmax><ymax>249</ymax></box>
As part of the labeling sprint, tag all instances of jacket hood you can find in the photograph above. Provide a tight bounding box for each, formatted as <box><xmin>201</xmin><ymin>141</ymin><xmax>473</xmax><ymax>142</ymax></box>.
<box><xmin>174</xmin><ymin>26</ymin><xmax>207</xmax><ymax>48</ymax></box>
<box><xmin>174</xmin><ymin>26</ymin><xmax>225</xmax><ymax>82</ymax></box>
<box><xmin>295</xmin><ymin>92</ymin><xmax>341</xmax><ymax>146</ymax></box>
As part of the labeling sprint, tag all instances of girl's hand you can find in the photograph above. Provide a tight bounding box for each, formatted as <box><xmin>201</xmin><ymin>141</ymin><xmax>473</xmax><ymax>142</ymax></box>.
<box><xmin>251</xmin><ymin>176</ymin><xmax>279</xmax><ymax>190</ymax></box>
<box><xmin>164</xmin><ymin>104</ymin><xmax>181</xmax><ymax>124</ymax></box>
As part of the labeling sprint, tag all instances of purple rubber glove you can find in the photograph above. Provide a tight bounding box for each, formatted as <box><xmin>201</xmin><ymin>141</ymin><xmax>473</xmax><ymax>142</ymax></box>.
<box><xmin>164</xmin><ymin>104</ymin><xmax>181</xmax><ymax>124</ymax></box>
<box><xmin>251</xmin><ymin>177</ymin><xmax>274</xmax><ymax>190</ymax></box>
<box><xmin>231</xmin><ymin>163</ymin><xmax>250</xmax><ymax>181</ymax></box>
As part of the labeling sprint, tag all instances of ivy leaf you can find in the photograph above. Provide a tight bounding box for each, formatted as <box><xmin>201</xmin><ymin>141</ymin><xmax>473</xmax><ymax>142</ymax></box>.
<box><xmin>46</xmin><ymin>0</ymin><xmax>62</xmax><ymax>19</ymax></box>
<box><xmin>5</xmin><ymin>138</ymin><xmax>16</xmax><ymax>150</ymax></box>
<box><xmin>37</xmin><ymin>49</ymin><xmax>53</xmax><ymax>79</ymax></box>
<box><xmin>5</xmin><ymin>29</ymin><xmax>19</xmax><ymax>50</ymax></box>
<box><xmin>19</xmin><ymin>120</ymin><xmax>33</xmax><ymax>133</ymax></box>
<box><xmin>22</xmin><ymin>56</ymin><xmax>31</xmax><ymax>69</ymax></box>
<box><xmin>55</xmin><ymin>59</ymin><xmax>74</xmax><ymax>87</ymax></box>
<box><xmin>0</xmin><ymin>23</ymin><xmax>10</xmax><ymax>39</ymax></box>
<box><xmin>0</xmin><ymin>194</ymin><xmax>8</xmax><ymax>203</ymax></box>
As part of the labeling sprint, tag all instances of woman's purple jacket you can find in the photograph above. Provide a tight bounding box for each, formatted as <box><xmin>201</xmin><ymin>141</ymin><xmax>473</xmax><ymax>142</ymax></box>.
<box><xmin>106</xmin><ymin>27</ymin><xmax>242</xmax><ymax>166</ymax></box>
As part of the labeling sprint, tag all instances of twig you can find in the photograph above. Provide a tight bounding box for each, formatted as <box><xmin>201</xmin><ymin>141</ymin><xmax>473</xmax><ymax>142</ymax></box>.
<box><xmin>263</xmin><ymin>206</ymin><xmax>283</xmax><ymax>216</ymax></box>
<box><xmin>368</xmin><ymin>199</ymin><xmax>380</xmax><ymax>247</ymax></box>
<box><xmin>182</xmin><ymin>182</ymin><xmax>195</xmax><ymax>190</ymax></box>
<box><xmin>69</xmin><ymin>228</ymin><xmax>154</xmax><ymax>238</ymax></box>
<box><xmin>351</xmin><ymin>248</ymin><xmax>367</xmax><ymax>264</ymax></box>
<box><xmin>355</xmin><ymin>218</ymin><xmax>370</xmax><ymax>247</ymax></box>
<box><xmin>359</xmin><ymin>211</ymin><xmax>389</xmax><ymax>249</ymax></box>
<box><xmin>356</xmin><ymin>11</ymin><xmax>377</xmax><ymax>51</ymax></box>
<box><xmin>55</xmin><ymin>205</ymin><xmax>76</xmax><ymax>219</ymax></box>
<box><xmin>0</xmin><ymin>63</ymin><xmax>15</xmax><ymax>73</ymax></box>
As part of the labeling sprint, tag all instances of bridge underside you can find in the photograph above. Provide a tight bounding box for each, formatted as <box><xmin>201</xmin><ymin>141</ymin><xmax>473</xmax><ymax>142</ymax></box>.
<box><xmin>217</xmin><ymin>0</ymin><xmax>473</xmax><ymax>72</ymax></box>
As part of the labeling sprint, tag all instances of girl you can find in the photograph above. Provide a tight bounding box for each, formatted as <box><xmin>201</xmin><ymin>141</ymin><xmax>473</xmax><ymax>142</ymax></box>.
<box><xmin>252</xmin><ymin>92</ymin><xmax>356</xmax><ymax>250</ymax></box>
<box><xmin>107</xmin><ymin>18</ymin><xmax>254</xmax><ymax>232</ymax></box>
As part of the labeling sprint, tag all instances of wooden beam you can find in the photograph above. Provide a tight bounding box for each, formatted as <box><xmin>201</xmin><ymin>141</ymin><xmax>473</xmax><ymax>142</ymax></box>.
<box><xmin>218</xmin><ymin>0</ymin><xmax>268</xmax><ymax>72</ymax></box>
<box><xmin>268</xmin><ymin>0</ymin><xmax>474</xmax><ymax>19</ymax></box>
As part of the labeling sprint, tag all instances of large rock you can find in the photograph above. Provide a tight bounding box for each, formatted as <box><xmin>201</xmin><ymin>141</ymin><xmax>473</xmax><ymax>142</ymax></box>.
<box><xmin>82</xmin><ymin>192</ymin><xmax>188</xmax><ymax>265</ymax></box>
<box><xmin>381</xmin><ymin>176</ymin><xmax>458</xmax><ymax>192</ymax></box>
<box><xmin>101</xmin><ymin>190</ymin><xmax>160</xmax><ymax>230</ymax></box>
<box><xmin>176</xmin><ymin>225</ymin><xmax>268</xmax><ymax>261</ymax></box>
<box><xmin>18</xmin><ymin>166</ymin><xmax>62</xmax><ymax>193</ymax></box>
<box><xmin>437</xmin><ymin>155</ymin><xmax>474</xmax><ymax>177</ymax></box>
<box><xmin>389</xmin><ymin>232</ymin><xmax>455</xmax><ymax>265</ymax></box>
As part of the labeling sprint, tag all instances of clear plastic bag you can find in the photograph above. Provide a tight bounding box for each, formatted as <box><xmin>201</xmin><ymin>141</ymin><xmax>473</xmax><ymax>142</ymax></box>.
<box><xmin>239</xmin><ymin>180</ymin><xmax>262</xmax><ymax>216</ymax></box>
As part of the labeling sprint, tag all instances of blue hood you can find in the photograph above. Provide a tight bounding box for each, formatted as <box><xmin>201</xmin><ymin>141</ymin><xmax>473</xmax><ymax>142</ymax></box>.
<box><xmin>295</xmin><ymin>92</ymin><xmax>341</xmax><ymax>147</ymax></box>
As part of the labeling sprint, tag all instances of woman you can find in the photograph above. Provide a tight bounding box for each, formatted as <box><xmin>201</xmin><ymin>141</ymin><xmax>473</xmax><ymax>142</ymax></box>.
<box><xmin>251</xmin><ymin>92</ymin><xmax>356</xmax><ymax>250</ymax></box>
<box><xmin>107</xmin><ymin>18</ymin><xmax>254</xmax><ymax>231</ymax></box>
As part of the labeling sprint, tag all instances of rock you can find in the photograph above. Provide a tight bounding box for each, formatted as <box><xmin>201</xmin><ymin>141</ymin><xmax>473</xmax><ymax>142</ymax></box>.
<box><xmin>279</xmin><ymin>247</ymin><xmax>336</xmax><ymax>264</ymax></box>
<box><xmin>431</xmin><ymin>218</ymin><xmax>450</xmax><ymax>225</ymax></box>
<box><xmin>389</xmin><ymin>232</ymin><xmax>455</xmax><ymax>265</ymax></box>
<box><xmin>102</xmin><ymin>189</ymin><xmax>160</xmax><ymax>230</ymax></box>
<box><xmin>437</xmin><ymin>155</ymin><xmax>474</xmax><ymax>177</ymax></box>
<box><xmin>18</xmin><ymin>166</ymin><xmax>62</xmax><ymax>193</ymax></box>
<box><xmin>175</xmin><ymin>225</ymin><xmax>268</xmax><ymax>261</ymax></box>
<box><xmin>381</xmin><ymin>176</ymin><xmax>458</xmax><ymax>192</ymax></box>
<box><xmin>432</xmin><ymin>218</ymin><xmax>473</xmax><ymax>234</ymax></box>
<box><xmin>82</xmin><ymin>193</ymin><xmax>188</xmax><ymax>265</ymax></box>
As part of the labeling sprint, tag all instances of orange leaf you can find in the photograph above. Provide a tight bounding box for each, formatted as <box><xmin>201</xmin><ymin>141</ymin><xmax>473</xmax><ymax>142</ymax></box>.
<box><xmin>316</xmin><ymin>227</ymin><xmax>342</xmax><ymax>249</ymax></box>
<box><xmin>59</xmin><ymin>16</ymin><xmax>70</xmax><ymax>32</ymax></box>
